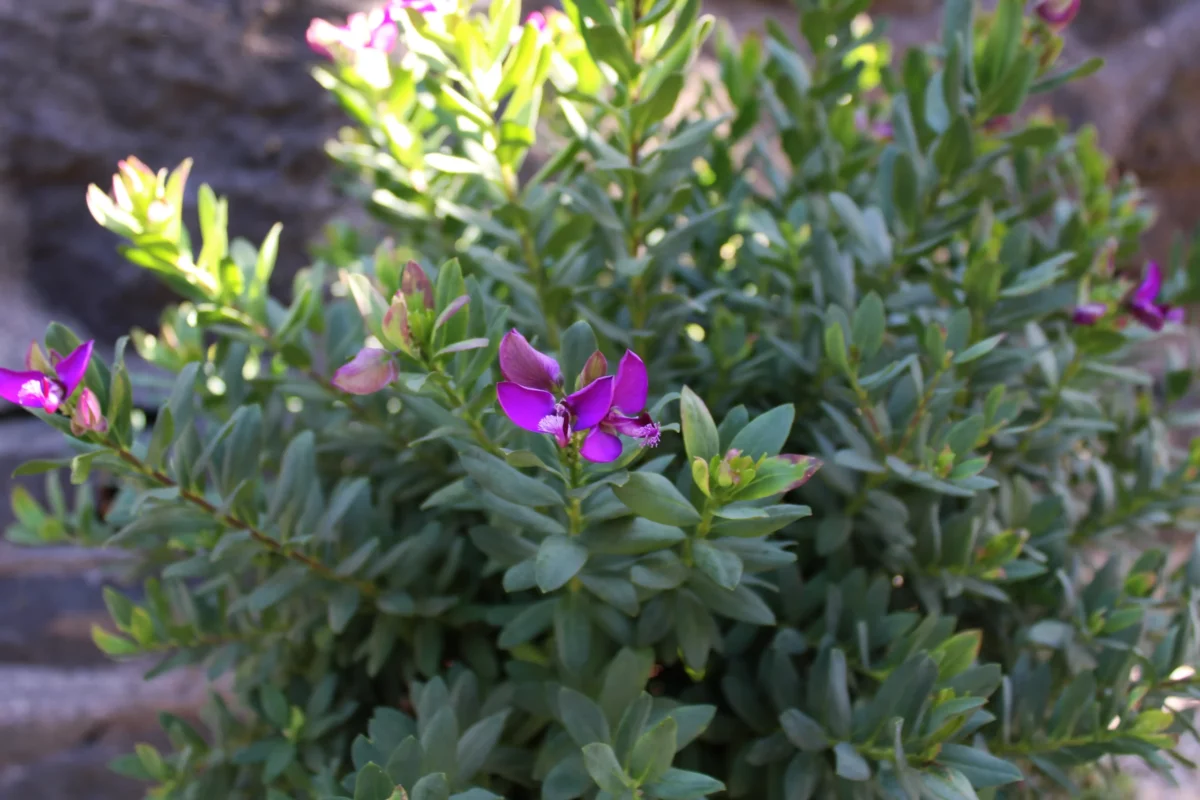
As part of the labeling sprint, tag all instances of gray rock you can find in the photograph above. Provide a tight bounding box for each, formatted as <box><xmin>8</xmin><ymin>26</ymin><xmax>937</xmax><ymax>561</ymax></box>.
<box><xmin>0</xmin><ymin>0</ymin><xmax>369</xmax><ymax>348</ymax></box>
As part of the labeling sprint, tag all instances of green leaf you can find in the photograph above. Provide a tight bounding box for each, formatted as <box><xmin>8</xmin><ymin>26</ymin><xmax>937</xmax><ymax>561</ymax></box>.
<box><xmin>933</xmin><ymin>115</ymin><xmax>974</xmax><ymax>181</ymax></box>
<box><xmin>91</xmin><ymin>626</ymin><xmax>140</xmax><ymax>656</ymax></box>
<box><xmin>679</xmin><ymin>387</ymin><xmax>720</xmax><ymax>463</ymax></box>
<box><xmin>242</xmin><ymin>565</ymin><xmax>307</xmax><ymax>614</ymax></box>
<box><xmin>355</xmin><ymin>763</ymin><xmax>395</xmax><ymax>800</ymax></box>
<box><xmin>582</xmin><ymin>742</ymin><xmax>631</xmax><ymax>793</ymax></box>
<box><xmin>536</xmin><ymin>535</ymin><xmax>589</xmax><ymax>592</ymax></box>
<box><xmin>630</xmin><ymin>717</ymin><xmax>677</xmax><ymax>784</ymax></box>
<box><xmin>145</xmin><ymin>407</ymin><xmax>175</xmax><ymax>469</ymax></box>
<box><xmin>728</xmin><ymin>405</ymin><xmax>795</xmax><ymax>460</ymax></box>
<box><xmin>328</xmin><ymin>586</ymin><xmax>360</xmax><ymax>634</ymax></box>
<box><xmin>710</xmin><ymin>504</ymin><xmax>811</xmax><ymax>538</ymax></box>
<box><xmin>935</xmin><ymin>744</ymin><xmax>1022</xmax><ymax>788</ymax></box>
<box><xmin>978</xmin><ymin>0</ymin><xmax>1022</xmax><ymax>91</ymax></box>
<box><xmin>613</xmin><ymin>472</ymin><xmax>702</xmax><ymax>527</ymax></box>
<box><xmin>1030</xmin><ymin>56</ymin><xmax>1103</xmax><ymax>95</ymax></box>
<box><xmin>456</xmin><ymin>711</ymin><xmax>509</xmax><ymax>781</ymax></box>
<box><xmin>599</xmin><ymin>648</ymin><xmax>655</xmax><ymax>726</ymax></box>
<box><xmin>953</xmin><ymin>334</ymin><xmax>1005</xmax><ymax>365</ymax></box>
<box><xmin>824</xmin><ymin>319</ymin><xmax>850</xmax><ymax>376</ymax></box>
<box><xmin>692</xmin><ymin>541</ymin><xmax>743</xmax><ymax>590</ymax></box>
<box><xmin>779</xmin><ymin>709</ymin><xmax>828</xmax><ymax>752</ymax></box>
<box><xmin>560</xmin><ymin>687</ymin><xmax>612</xmax><ymax>746</ymax></box>
<box><xmin>833</xmin><ymin>742</ymin><xmax>870</xmax><ymax>781</ymax></box>
<box><xmin>852</xmin><ymin>293</ymin><xmax>885</xmax><ymax>361</ymax></box>
<box><xmin>644</xmin><ymin>768</ymin><xmax>725</xmax><ymax>800</ymax></box>
<box><xmin>585</xmin><ymin>24</ymin><xmax>638</xmax><ymax>80</ymax></box>
<box><xmin>461</xmin><ymin>450</ymin><xmax>563</xmax><ymax>508</ymax></box>
<box><xmin>411</xmin><ymin>773</ymin><xmax>451</xmax><ymax>800</ymax></box>
<box><xmin>633</xmin><ymin>73</ymin><xmax>684</xmax><ymax>135</ymax></box>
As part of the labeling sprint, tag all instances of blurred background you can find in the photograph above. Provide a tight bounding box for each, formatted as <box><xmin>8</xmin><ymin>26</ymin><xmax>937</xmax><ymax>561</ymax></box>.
<box><xmin>1</xmin><ymin>0</ymin><xmax>1198</xmax><ymax>797</ymax></box>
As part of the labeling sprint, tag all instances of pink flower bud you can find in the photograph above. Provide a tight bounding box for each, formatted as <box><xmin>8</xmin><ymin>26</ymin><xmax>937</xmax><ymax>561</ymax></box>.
<box><xmin>401</xmin><ymin>261</ymin><xmax>434</xmax><ymax>310</ymax></box>
<box><xmin>332</xmin><ymin>347</ymin><xmax>398</xmax><ymax>395</ymax></box>
<box><xmin>71</xmin><ymin>388</ymin><xmax>108</xmax><ymax>436</ymax></box>
<box><xmin>382</xmin><ymin>291</ymin><xmax>413</xmax><ymax>350</ymax></box>
<box><xmin>578</xmin><ymin>350</ymin><xmax>608</xmax><ymax>389</ymax></box>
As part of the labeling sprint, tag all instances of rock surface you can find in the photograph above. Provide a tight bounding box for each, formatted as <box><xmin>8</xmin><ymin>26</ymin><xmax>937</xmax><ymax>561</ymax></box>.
<box><xmin>2</xmin><ymin>1</ymin><xmax>1200</xmax><ymax>799</ymax></box>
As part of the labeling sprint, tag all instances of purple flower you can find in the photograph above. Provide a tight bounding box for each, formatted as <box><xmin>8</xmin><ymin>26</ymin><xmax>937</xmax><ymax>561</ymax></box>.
<box><xmin>1126</xmin><ymin>262</ymin><xmax>1184</xmax><ymax>331</ymax></box>
<box><xmin>499</xmin><ymin>329</ymin><xmax>562</xmax><ymax>392</ymax></box>
<box><xmin>580</xmin><ymin>351</ymin><xmax>661</xmax><ymax>463</ymax></box>
<box><xmin>307</xmin><ymin>7</ymin><xmax>398</xmax><ymax>59</ymax></box>
<box><xmin>332</xmin><ymin>347</ymin><xmax>398</xmax><ymax>395</ymax></box>
<box><xmin>527</xmin><ymin>10</ymin><xmax>548</xmax><ymax>31</ymax></box>
<box><xmin>854</xmin><ymin>109</ymin><xmax>893</xmax><ymax>142</ymax></box>
<box><xmin>1035</xmin><ymin>0</ymin><xmax>1080</xmax><ymax>29</ymax></box>
<box><xmin>495</xmin><ymin>330</ymin><xmax>616</xmax><ymax>455</ymax></box>
<box><xmin>1071</xmin><ymin>302</ymin><xmax>1108</xmax><ymax>326</ymax></box>
<box><xmin>0</xmin><ymin>340</ymin><xmax>93</xmax><ymax>414</ymax></box>
<box><xmin>71</xmin><ymin>388</ymin><xmax>108</xmax><ymax>436</ymax></box>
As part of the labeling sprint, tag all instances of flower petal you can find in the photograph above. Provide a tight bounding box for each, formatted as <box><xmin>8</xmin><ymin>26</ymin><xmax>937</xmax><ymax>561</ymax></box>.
<box><xmin>306</xmin><ymin>18</ymin><xmax>341</xmax><ymax>57</ymax></box>
<box><xmin>580</xmin><ymin>429</ymin><xmax>623</xmax><ymax>463</ymax></box>
<box><xmin>1071</xmin><ymin>302</ymin><xmax>1107</xmax><ymax>326</ymax></box>
<box><xmin>779</xmin><ymin>454</ymin><xmax>823</xmax><ymax>491</ymax></box>
<box><xmin>54</xmin><ymin>340</ymin><xmax>93</xmax><ymax>397</ymax></box>
<box><xmin>401</xmin><ymin>261</ymin><xmax>435</xmax><ymax>310</ymax></box>
<box><xmin>1128</xmin><ymin>301</ymin><xmax>1166</xmax><ymax>331</ymax></box>
<box><xmin>332</xmin><ymin>347</ymin><xmax>397</xmax><ymax>394</ymax></box>
<box><xmin>0</xmin><ymin>369</ymin><xmax>47</xmax><ymax>407</ymax></box>
<box><xmin>1035</xmin><ymin>0</ymin><xmax>1079</xmax><ymax>27</ymax></box>
<box><xmin>496</xmin><ymin>382</ymin><xmax>557</xmax><ymax>432</ymax></box>
<box><xmin>611</xmin><ymin>351</ymin><xmax>648</xmax><ymax>414</ymax></box>
<box><xmin>1133</xmin><ymin>261</ymin><xmax>1164</xmax><ymax>305</ymax></box>
<box><xmin>498</xmin><ymin>329</ymin><xmax>561</xmax><ymax>391</ymax></box>
<box><xmin>565</xmin><ymin>376</ymin><xmax>613</xmax><ymax>431</ymax></box>
<box><xmin>1166</xmin><ymin>306</ymin><xmax>1185</xmax><ymax>325</ymax></box>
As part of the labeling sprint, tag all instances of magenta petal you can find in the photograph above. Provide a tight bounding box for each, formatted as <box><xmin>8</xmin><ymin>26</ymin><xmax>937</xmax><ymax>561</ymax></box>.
<box><xmin>1036</xmin><ymin>0</ymin><xmax>1079</xmax><ymax>26</ymax></box>
<box><xmin>565</xmin><ymin>376</ymin><xmax>614</xmax><ymax>431</ymax></box>
<box><xmin>580</xmin><ymin>429</ymin><xmax>623</xmax><ymax>463</ymax></box>
<box><xmin>54</xmin><ymin>340</ymin><xmax>93</xmax><ymax>397</ymax></box>
<box><xmin>0</xmin><ymin>368</ymin><xmax>47</xmax><ymax>407</ymax></box>
<box><xmin>1133</xmin><ymin>262</ymin><xmax>1163</xmax><ymax>305</ymax></box>
<box><xmin>1129</xmin><ymin>301</ymin><xmax>1166</xmax><ymax>331</ymax></box>
<box><xmin>1071</xmin><ymin>302</ymin><xmax>1107</xmax><ymax>326</ymax></box>
<box><xmin>498</xmin><ymin>329</ymin><xmax>561</xmax><ymax>391</ymax></box>
<box><xmin>496</xmin><ymin>382</ymin><xmax>557</xmax><ymax>432</ymax></box>
<box><xmin>611</xmin><ymin>351</ymin><xmax>648</xmax><ymax>414</ymax></box>
<box><xmin>332</xmin><ymin>347</ymin><xmax>397</xmax><ymax>394</ymax></box>
<box><xmin>1166</xmin><ymin>307</ymin><xmax>1185</xmax><ymax>324</ymax></box>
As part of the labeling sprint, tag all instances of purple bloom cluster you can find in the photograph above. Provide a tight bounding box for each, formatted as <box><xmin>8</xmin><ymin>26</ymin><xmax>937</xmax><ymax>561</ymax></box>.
<box><xmin>0</xmin><ymin>341</ymin><xmax>105</xmax><ymax>435</ymax></box>
<box><xmin>1072</xmin><ymin>262</ymin><xmax>1184</xmax><ymax>332</ymax></box>
<box><xmin>496</xmin><ymin>331</ymin><xmax>660</xmax><ymax>463</ymax></box>
<box><xmin>0</xmin><ymin>341</ymin><xmax>93</xmax><ymax>414</ymax></box>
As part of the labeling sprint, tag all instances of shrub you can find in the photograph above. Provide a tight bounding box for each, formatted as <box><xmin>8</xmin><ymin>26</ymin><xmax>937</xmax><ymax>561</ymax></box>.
<box><xmin>9</xmin><ymin>0</ymin><xmax>1200</xmax><ymax>797</ymax></box>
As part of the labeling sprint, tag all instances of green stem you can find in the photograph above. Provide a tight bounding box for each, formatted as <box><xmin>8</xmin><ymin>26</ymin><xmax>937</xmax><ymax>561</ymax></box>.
<box><xmin>428</xmin><ymin>369</ymin><xmax>503</xmax><ymax>457</ymax></box>
<box><xmin>109</xmin><ymin>445</ymin><xmax>377</xmax><ymax>597</ymax></box>
<box><xmin>1017</xmin><ymin>351</ymin><xmax>1084</xmax><ymax>455</ymax></box>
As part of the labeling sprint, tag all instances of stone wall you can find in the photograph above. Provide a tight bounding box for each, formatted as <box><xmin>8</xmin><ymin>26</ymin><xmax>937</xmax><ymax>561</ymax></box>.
<box><xmin>2</xmin><ymin>1</ymin><xmax>1200</xmax><ymax>798</ymax></box>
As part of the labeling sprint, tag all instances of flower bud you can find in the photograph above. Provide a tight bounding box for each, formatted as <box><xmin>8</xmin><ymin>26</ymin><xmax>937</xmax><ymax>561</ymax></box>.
<box><xmin>577</xmin><ymin>350</ymin><xmax>608</xmax><ymax>389</ymax></box>
<box><xmin>25</xmin><ymin>341</ymin><xmax>50</xmax><ymax>372</ymax></box>
<box><xmin>70</xmin><ymin>388</ymin><xmax>108</xmax><ymax>436</ymax></box>
<box><xmin>332</xmin><ymin>347</ymin><xmax>398</xmax><ymax>395</ymax></box>
<box><xmin>716</xmin><ymin>449</ymin><xmax>742</xmax><ymax>488</ymax></box>
<box><xmin>401</xmin><ymin>261</ymin><xmax>434</xmax><ymax>310</ymax></box>
<box><xmin>382</xmin><ymin>291</ymin><xmax>412</xmax><ymax>351</ymax></box>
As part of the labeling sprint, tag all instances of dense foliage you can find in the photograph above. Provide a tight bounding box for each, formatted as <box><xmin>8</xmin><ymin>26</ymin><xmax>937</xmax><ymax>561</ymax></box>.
<box><xmin>10</xmin><ymin>0</ymin><xmax>1200</xmax><ymax>797</ymax></box>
